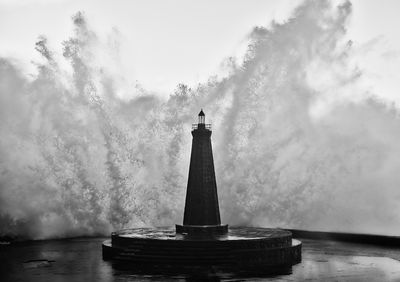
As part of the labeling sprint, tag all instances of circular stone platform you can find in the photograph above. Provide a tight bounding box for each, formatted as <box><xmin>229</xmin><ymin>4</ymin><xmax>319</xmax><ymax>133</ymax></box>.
<box><xmin>102</xmin><ymin>227</ymin><xmax>301</xmax><ymax>274</ymax></box>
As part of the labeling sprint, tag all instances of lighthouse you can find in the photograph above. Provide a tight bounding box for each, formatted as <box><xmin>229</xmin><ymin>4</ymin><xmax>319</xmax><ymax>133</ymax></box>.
<box><xmin>176</xmin><ymin>110</ymin><xmax>228</xmax><ymax>235</ymax></box>
<box><xmin>103</xmin><ymin>110</ymin><xmax>301</xmax><ymax>272</ymax></box>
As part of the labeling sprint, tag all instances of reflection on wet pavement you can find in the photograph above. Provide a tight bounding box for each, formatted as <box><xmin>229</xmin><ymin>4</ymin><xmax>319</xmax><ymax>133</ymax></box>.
<box><xmin>1</xmin><ymin>237</ymin><xmax>400</xmax><ymax>281</ymax></box>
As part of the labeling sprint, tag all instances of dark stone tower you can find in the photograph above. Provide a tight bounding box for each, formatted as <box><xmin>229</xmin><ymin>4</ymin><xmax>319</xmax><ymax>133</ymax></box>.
<box><xmin>176</xmin><ymin>110</ymin><xmax>228</xmax><ymax>235</ymax></box>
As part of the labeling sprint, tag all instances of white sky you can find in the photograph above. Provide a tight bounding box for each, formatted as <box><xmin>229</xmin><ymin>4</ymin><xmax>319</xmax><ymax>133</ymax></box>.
<box><xmin>0</xmin><ymin>0</ymin><xmax>399</xmax><ymax>101</ymax></box>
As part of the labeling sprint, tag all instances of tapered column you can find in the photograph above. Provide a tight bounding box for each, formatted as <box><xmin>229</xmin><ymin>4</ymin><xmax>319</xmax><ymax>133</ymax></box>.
<box><xmin>176</xmin><ymin>110</ymin><xmax>227</xmax><ymax>235</ymax></box>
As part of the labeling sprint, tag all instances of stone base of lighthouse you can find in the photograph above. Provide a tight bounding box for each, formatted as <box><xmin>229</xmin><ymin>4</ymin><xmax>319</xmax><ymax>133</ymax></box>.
<box><xmin>102</xmin><ymin>227</ymin><xmax>301</xmax><ymax>274</ymax></box>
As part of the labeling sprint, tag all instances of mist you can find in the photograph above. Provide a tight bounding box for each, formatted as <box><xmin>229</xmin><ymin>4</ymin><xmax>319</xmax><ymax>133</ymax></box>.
<box><xmin>1</xmin><ymin>0</ymin><xmax>400</xmax><ymax>240</ymax></box>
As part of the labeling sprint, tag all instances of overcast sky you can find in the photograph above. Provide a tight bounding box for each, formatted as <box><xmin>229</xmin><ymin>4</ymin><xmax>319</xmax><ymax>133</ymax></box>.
<box><xmin>1</xmin><ymin>0</ymin><xmax>399</xmax><ymax>101</ymax></box>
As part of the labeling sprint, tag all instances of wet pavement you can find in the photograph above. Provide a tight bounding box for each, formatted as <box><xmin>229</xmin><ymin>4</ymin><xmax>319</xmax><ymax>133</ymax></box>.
<box><xmin>1</xmin><ymin>237</ymin><xmax>400</xmax><ymax>281</ymax></box>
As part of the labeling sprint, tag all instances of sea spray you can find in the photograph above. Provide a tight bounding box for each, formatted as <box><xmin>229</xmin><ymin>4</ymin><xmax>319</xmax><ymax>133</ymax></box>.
<box><xmin>1</xmin><ymin>0</ymin><xmax>400</xmax><ymax>239</ymax></box>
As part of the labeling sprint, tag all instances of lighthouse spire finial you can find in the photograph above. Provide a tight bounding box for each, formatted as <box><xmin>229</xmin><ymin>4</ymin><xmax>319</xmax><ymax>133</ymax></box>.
<box><xmin>198</xmin><ymin>109</ymin><xmax>205</xmax><ymax>124</ymax></box>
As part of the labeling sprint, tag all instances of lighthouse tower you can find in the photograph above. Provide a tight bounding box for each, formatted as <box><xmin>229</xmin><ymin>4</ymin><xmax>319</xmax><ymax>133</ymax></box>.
<box><xmin>176</xmin><ymin>110</ymin><xmax>228</xmax><ymax>235</ymax></box>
